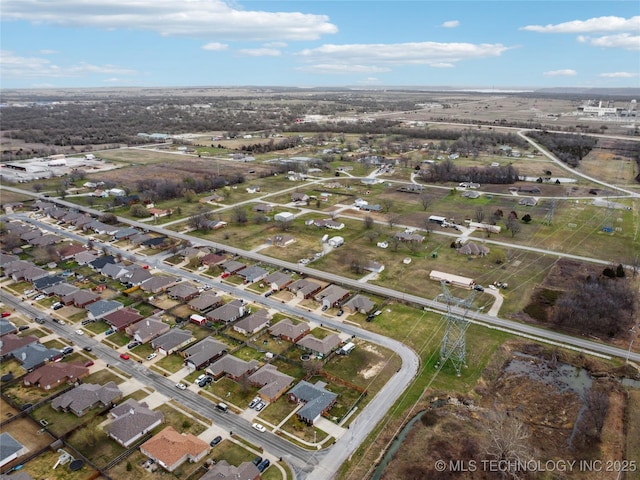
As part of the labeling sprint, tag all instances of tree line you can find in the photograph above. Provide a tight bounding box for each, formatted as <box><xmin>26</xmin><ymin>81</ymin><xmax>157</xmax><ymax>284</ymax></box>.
<box><xmin>419</xmin><ymin>159</ymin><xmax>519</xmax><ymax>184</ymax></box>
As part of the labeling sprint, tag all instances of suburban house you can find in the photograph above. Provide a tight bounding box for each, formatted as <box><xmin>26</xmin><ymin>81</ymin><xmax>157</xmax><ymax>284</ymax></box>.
<box><xmin>151</xmin><ymin>329</ymin><xmax>193</xmax><ymax>356</ymax></box>
<box><xmin>103</xmin><ymin>308</ymin><xmax>143</xmax><ymax>332</ymax></box>
<box><xmin>57</xmin><ymin>243</ymin><xmax>88</xmax><ymax>261</ymax></box>
<box><xmin>140</xmin><ymin>275</ymin><xmax>178</xmax><ymax>293</ymax></box>
<box><xmin>74</xmin><ymin>250</ymin><xmax>100</xmax><ymax>265</ymax></box>
<box><xmin>287</xmin><ymin>279</ymin><xmax>323</xmax><ymax>299</ymax></box>
<box><xmin>0</xmin><ymin>433</ymin><xmax>28</xmax><ymax>470</ymax></box>
<box><xmin>86</xmin><ymin>299</ymin><xmax>123</xmax><ymax>321</ymax></box>
<box><xmin>0</xmin><ymin>319</ymin><xmax>18</xmax><ymax>337</ymax></box>
<box><xmin>23</xmin><ymin>362</ymin><xmax>89</xmax><ymax>390</ymax></box>
<box><xmin>297</xmin><ymin>333</ymin><xmax>341</xmax><ymax>357</ymax></box>
<box><xmin>263</xmin><ymin>271</ymin><xmax>294</xmax><ymax>291</ymax></box>
<box><xmin>342</xmin><ymin>294</ymin><xmax>375</xmax><ymax>315</ymax></box>
<box><xmin>233</xmin><ymin>310</ymin><xmax>271</xmax><ymax>336</ymax></box>
<box><xmin>394</xmin><ymin>232</ymin><xmax>425</xmax><ymax>242</ymax></box>
<box><xmin>274</xmin><ymin>211</ymin><xmax>295</xmax><ymax>222</ymax></box>
<box><xmin>291</xmin><ymin>192</ymin><xmax>309</xmax><ymax>203</ymax></box>
<box><xmin>43</xmin><ymin>282</ymin><xmax>78</xmax><ymax>298</ymax></box>
<box><xmin>122</xmin><ymin>267</ymin><xmax>153</xmax><ymax>286</ymax></box>
<box><xmin>182</xmin><ymin>337</ymin><xmax>227</xmax><ymax>371</ymax></box>
<box><xmin>0</xmin><ymin>334</ymin><xmax>38</xmax><ymax>360</ymax></box>
<box><xmin>200</xmin><ymin>253</ymin><xmax>226</xmax><ymax>267</ymax></box>
<box><xmin>88</xmin><ymin>255</ymin><xmax>116</xmax><ymax>271</ymax></box>
<box><xmin>126</xmin><ymin>316</ymin><xmax>170</xmax><ymax>344</ymax></box>
<box><xmin>140</xmin><ymin>426</ymin><xmax>210</xmax><ymax>472</ymax></box>
<box><xmin>313</xmin><ymin>219</ymin><xmax>344</xmax><ymax>230</ymax></box>
<box><xmin>33</xmin><ymin>274</ymin><xmax>65</xmax><ymax>292</ymax></box>
<box><xmin>61</xmin><ymin>289</ymin><xmax>100</xmax><ymax>308</ymax></box>
<box><xmin>147</xmin><ymin>208</ymin><xmax>173</xmax><ymax>218</ymax></box>
<box><xmin>167</xmin><ymin>283</ymin><xmax>199</xmax><ymax>302</ymax></box>
<box><xmin>248</xmin><ymin>364</ymin><xmax>294</xmax><ymax>403</ymax></box>
<box><xmin>206</xmin><ymin>299</ymin><xmax>245</xmax><ymax>324</ymax></box>
<box><xmin>9</xmin><ymin>343</ymin><xmax>61</xmax><ymax>371</ymax></box>
<box><xmin>51</xmin><ymin>382</ymin><xmax>122</xmax><ymax>417</ymax></box>
<box><xmin>315</xmin><ymin>285</ymin><xmax>350</xmax><ymax>309</ymax></box>
<box><xmin>101</xmin><ymin>262</ymin><xmax>131</xmax><ymax>280</ymax></box>
<box><xmin>200</xmin><ymin>460</ymin><xmax>260</xmax><ymax>480</ymax></box>
<box><xmin>113</xmin><ymin>227</ymin><xmax>140</xmax><ymax>241</ymax></box>
<box><xmin>429</xmin><ymin>270</ymin><xmax>475</xmax><ymax>289</ymax></box>
<box><xmin>220</xmin><ymin>260</ymin><xmax>246</xmax><ymax>275</ymax></box>
<box><xmin>457</xmin><ymin>241</ymin><xmax>490</xmax><ymax>256</ymax></box>
<box><xmin>252</xmin><ymin>203</ymin><xmax>273</xmax><ymax>213</ymax></box>
<box><xmin>327</xmin><ymin>236</ymin><xmax>344</xmax><ymax>248</ymax></box>
<box><xmin>237</xmin><ymin>265</ymin><xmax>268</xmax><ymax>284</ymax></box>
<box><xmin>364</xmin><ymin>261</ymin><xmax>385</xmax><ymax>274</ymax></box>
<box><xmin>188</xmin><ymin>292</ymin><xmax>224</xmax><ymax>312</ymax></box>
<box><xmin>206</xmin><ymin>355</ymin><xmax>260</xmax><ymax>381</ymax></box>
<box><xmin>106</xmin><ymin>399</ymin><xmax>164</xmax><ymax>448</ymax></box>
<box><xmin>359</xmin><ymin>204</ymin><xmax>382</xmax><ymax>212</ymax></box>
<box><xmin>267</xmin><ymin>235</ymin><xmax>296</xmax><ymax>247</ymax></box>
<box><xmin>269</xmin><ymin>319</ymin><xmax>310</xmax><ymax>343</ymax></box>
<box><xmin>288</xmin><ymin>380</ymin><xmax>338</xmax><ymax>425</ymax></box>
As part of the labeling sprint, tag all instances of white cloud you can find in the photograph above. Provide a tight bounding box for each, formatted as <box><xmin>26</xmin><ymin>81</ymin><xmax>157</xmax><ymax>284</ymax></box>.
<box><xmin>442</xmin><ymin>20</ymin><xmax>460</xmax><ymax>28</ymax></box>
<box><xmin>297</xmin><ymin>41</ymin><xmax>511</xmax><ymax>68</ymax></box>
<box><xmin>521</xmin><ymin>16</ymin><xmax>640</xmax><ymax>33</ymax></box>
<box><xmin>297</xmin><ymin>64</ymin><xmax>391</xmax><ymax>74</ymax></box>
<box><xmin>202</xmin><ymin>42</ymin><xmax>228</xmax><ymax>51</ymax></box>
<box><xmin>579</xmin><ymin>33</ymin><xmax>640</xmax><ymax>51</ymax></box>
<box><xmin>0</xmin><ymin>50</ymin><xmax>137</xmax><ymax>78</ymax></box>
<box><xmin>543</xmin><ymin>69</ymin><xmax>577</xmax><ymax>77</ymax></box>
<box><xmin>238</xmin><ymin>48</ymin><xmax>281</xmax><ymax>57</ymax></box>
<box><xmin>264</xmin><ymin>42</ymin><xmax>287</xmax><ymax>48</ymax></box>
<box><xmin>599</xmin><ymin>71</ymin><xmax>639</xmax><ymax>78</ymax></box>
<box><xmin>429</xmin><ymin>62</ymin><xmax>455</xmax><ymax>68</ymax></box>
<box><xmin>0</xmin><ymin>0</ymin><xmax>338</xmax><ymax>41</ymax></box>
<box><xmin>39</xmin><ymin>49</ymin><xmax>58</xmax><ymax>55</ymax></box>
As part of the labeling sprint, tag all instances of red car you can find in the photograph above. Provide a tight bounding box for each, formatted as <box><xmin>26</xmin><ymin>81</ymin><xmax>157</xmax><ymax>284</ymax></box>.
<box><xmin>221</xmin><ymin>272</ymin><xmax>230</xmax><ymax>279</ymax></box>
<box><xmin>119</xmin><ymin>353</ymin><xmax>130</xmax><ymax>360</ymax></box>
<box><xmin>84</xmin><ymin>361</ymin><xmax>94</xmax><ymax>367</ymax></box>
<box><xmin>1</xmin><ymin>312</ymin><xmax>11</xmax><ymax>318</ymax></box>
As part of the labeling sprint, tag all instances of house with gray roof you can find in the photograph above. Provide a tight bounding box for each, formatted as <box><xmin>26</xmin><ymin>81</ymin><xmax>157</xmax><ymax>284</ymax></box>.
<box><xmin>287</xmin><ymin>380</ymin><xmax>337</xmax><ymax>425</ymax></box>
<box><xmin>248</xmin><ymin>364</ymin><xmax>294</xmax><ymax>402</ymax></box>
<box><xmin>237</xmin><ymin>265</ymin><xmax>268</xmax><ymax>284</ymax></box>
<box><xmin>43</xmin><ymin>282</ymin><xmax>78</xmax><ymax>298</ymax></box>
<box><xmin>126</xmin><ymin>316</ymin><xmax>170</xmax><ymax>344</ymax></box>
<box><xmin>220</xmin><ymin>260</ymin><xmax>246</xmax><ymax>275</ymax></box>
<box><xmin>188</xmin><ymin>292</ymin><xmax>223</xmax><ymax>312</ymax></box>
<box><xmin>20</xmin><ymin>266</ymin><xmax>50</xmax><ymax>283</ymax></box>
<box><xmin>113</xmin><ymin>227</ymin><xmax>140</xmax><ymax>241</ymax></box>
<box><xmin>0</xmin><ymin>432</ymin><xmax>28</xmax><ymax>469</ymax></box>
<box><xmin>51</xmin><ymin>382</ymin><xmax>122</xmax><ymax>416</ymax></box>
<box><xmin>106</xmin><ymin>399</ymin><xmax>164</xmax><ymax>447</ymax></box>
<box><xmin>101</xmin><ymin>262</ymin><xmax>131</xmax><ymax>280</ymax></box>
<box><xmin>200</xmin><ymin>460</ymin><xmax>260</xmax><ymax>480</ymax></box>
<box><xmin>74</xmin><ymin>250</ymin><xmax>100</xmax><ymax>265</ymax></box>
<box><xmin>61</xmin><ymin>289</ymin><xmax>100</xmax><ymax>308</ymax></box>
<box><xmin>86</xmin><ymin>299</ymin><xmax>123</xmax><ymax>320</ymax></box>
<box><xmin>263</xmin><ymin>271</ymin><xmax>294</xmax><ymax>291</ymax></box>
<box><xmin>0</xmin><ymin>319</ymin><xmax>18</xmax><ymax>337</ymax></box>
<box><xmin>206</xmin><ymin>355</ymin><xmax>259</xmax><ymax>381</ymax></box>
<box><xmin>297</xmin><ymin>333</ymin><xmax>341</xmax><ymax>356</ymax></box>
<box><xmin>233</xmin><ymin>310</ymin><xmax>271</xmax><ymax>336</ymax></box>
<box><xmin>33</xmin><ymin>274</ymin><xmax>65</xmax><ymax>292</ymax></box>
<box><xmin>0</xmin><ymin>334</ymin><xmax>38</xmax><ymax>359</ymax></box>
<box><xmin>315</xmin><ymin>284</ymin><xmax>350</xmax><ymax>308</ymax></box>
<box><xmin>151</xmin><ymin>329</ymin><xmax>193</xmax><ymax>356</ymax></box>
<box><xmin>30</xmin><ymin>234</ymin><xmax>61</xmax><ymax>247</ymax></box>
<box><xmin>11</xmin><ymin>342</ymin><xmax>63</xmax><ymax>371</ymax></box>
<box><xmin>0</xmin><ymin>253</ymin><xmax>19</xmax><ymax>267</ymax></box>
<box><xmin>287</xmin><ymin>278</ymin><xmax>323</xmax><ymax>299</ymax></box>
<box><xmin>206</xmin><ymin>299</ymin><xmax>245</xmax><ymax>324</ymax></box>
<box><xmin>89</xmin><ymin>255</ymin><xmax>116</xmax><ymax>270</ymax></box>
<box><xmin>343</xmin><ymin>294</ymin><xmax>375</xmax><ymax>315</ymax></box>
<box><xmin>167</xmin><ymin>283</ymin><xmax>199</xmax><ymax>301</ymax></box>
<box><xmin>140</xmin><ymin>275</ymin><xmax>178</xmax><ymax>293</ymax></box>
<box><xmin>122</xmin><ymin>267</ymin><xmax>153</xmax><ymax>286</ymax></box>
<box><xmin>182</xmin><ymin>337</ymin><xmax>227</xmax><ymax>371</ymax></box>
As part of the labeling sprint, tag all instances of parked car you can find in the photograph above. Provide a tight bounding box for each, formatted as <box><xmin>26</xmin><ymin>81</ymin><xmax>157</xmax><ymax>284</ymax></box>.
<box><xmin>257</xmin><ymin>459</ymin><xmax>270</xmax><ymax>472</ymax></box>
<box><xmin>81</xmin><ymin>319</ymin><xmax>95</xmax><ymax>325</ymax></box>
<box><xmin>84</xmin><ymin>361</ymin><xmax>94</xmax><ymax>367</ymax></box>
<box><xmin>175</xmin><ymin>382</ymin><xmax>186</xmax><ymax>390</ymax></box>
<box><xmin>1</xmin><ymin>311</ymin><xmax>11</xmax><ymax>318</ymax></box>
<box><xmin>105</xmin><ymin>329</ymin><xmax>115</xmax><ymax>336</ymax></box>
<box><xmin>18</xmin><ymin>325</ymin><xmax>30</xmax><ymax>331</ymax></box>
<box><xmin>337</xmin><ymin>309</ymin><xmax>344</xmax><ymax>316</ymax></box>
<box><xmin>252</xmin><ymin>423</ymin><xmax>266</xmax><ymax>433</ymax></box>
<box><xmin>209</xmin><ymin>436</ymin><xmax>222</xmax><ymax>447</ymax></box>
<box><xmin>264</xmin><ymin>290</ymin><xmax>273</xmax><ymax>297</ymax></box>
<box><xmin>62</xmin><ymin>347</ymin><xmax>74</xmax><ymax>356</ymax></box>
<box><xmin>127</xmin><ymin>341</ymin><xmax>141</xmax><ymax>350</ymax></box>
<box><xmin>146</xmin><ymin>353</ymin><xmax>157</xmax><ymax>361</ymax></box>
<box><xmin>198</xmin><ymin>376</ymin><xmax>213</xmax><ymax>388</ymax></box>
<box><xmin>248</xmin><ymin>397</ymin><xmax>260</xmax><ymax>409</ymax></box>
<box><xmin>34</xmin><ymin>294</ymin><xmax>46</xmax><ymax>301</ymax></box>
<box><xmin>52</xmin><ymin>304</ymin><xmax>64</xmax><ymax>311</ymax></box>
<box><xmin>252</xmin><ymin>456</ymin><xmax>263</xmax><ymax>466</ymax></box>
<box><xmin>221</xmin><ymin>272</ymin><xmax>230</xmax><ymax>279</ymax></box>
<box><xmin>474</xmin><ymin>285</ymin><xmax>485</xmax><ymax>292</ymax></box>
<box><xmin>119</xmin><ymin>353</ymin><xmax>130</xmax><ymax>360</ymax></box>
<box><xmin>255</xmin><ymin>401</ymin><xmax>266</xmax><ymax>412</ymax></box>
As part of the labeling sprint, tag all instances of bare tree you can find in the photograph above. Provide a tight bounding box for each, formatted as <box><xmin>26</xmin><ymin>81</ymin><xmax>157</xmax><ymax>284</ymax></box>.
<box><xmin>506</xmin><ymin>217</ymin><xmax>521</xmax><ymax>237</ymax></box>
<box><xmin>32</xmin><ymin>183</ymin><xmax>43</xmax><ymax>193</ymax></box>
<box><xmin>363</xmin><ymin>215</ymin><xmax>374</xmax><ymax>230</ymax></box>
<box><xmin>381</xmin><ymin>198</ymin><xmax>394</xmax><ymax>213</ymax></box>
<box><xmin>485</xmin><ymin>410</ymin><xmax>533</xmax><ymax>479</ymax></box>
<box><xmin>364</xmin><ymin>230</ymin><xmax>380</xmax><ymax>244</ymax></box>
<box><xmin>232</xmin><ymin>206</ymin><xmax>248</xmax><ymax>225</ymax></box>
<box><xmin>475</xmin><ymin>206</ymin><xmax>485</xmax><ymax>223</ymax></box>
<box><xmin>419</xmin><ymin>193</ymin><xmax>432</xmax><ymax>211</ymax></box>
<box><xmin>387</xmin><ymin>213</ymin><xmax>400</xmax><ymax>228</ymax></box>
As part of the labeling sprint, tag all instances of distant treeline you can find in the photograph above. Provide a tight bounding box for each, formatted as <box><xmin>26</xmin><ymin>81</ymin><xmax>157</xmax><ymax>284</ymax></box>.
<box><xmin>419</xmin><ymin>159</ymin><xmax>519</xmax><ymax>184</ymax></box>
<box><xmin>526</xmin><ymin>131</ymin><xmax>597</xmax><ymax>167</ymax></box>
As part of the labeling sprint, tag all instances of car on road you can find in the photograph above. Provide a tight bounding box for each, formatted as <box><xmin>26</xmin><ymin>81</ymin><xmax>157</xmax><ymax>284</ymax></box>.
<box><xmin>119</xmin><ymin>353</ymin><xmax>130</xmax><ymax>360</ymax></box>
<box><xmin>474</xmin><ymin>285</ymin><xmax>485</xmax><ymax>292</ymax></box>
<box><xmin>252</xmin><ymin>423</ymin><xmax>266</xmax><ymax>433</ymax></box>
<box><xmin>55</xmin><ymin>319</ymin><xmax>66</xmax><ymax>325</ymax></box>
<box><xmin>248</xmin><ymin>397</ymin><xmax>260</xmax><ymax>409</ymax></box>
<box><xmin>146</xmin><ymin>353</ymin><xmax>157</xmax><ymax>361</ymax></box>
<box><xmin>175</xmin><ymin>382</ymin><xmax>187</xmax><ymax>390</ymax></box>
<box><xmin>488</xmin><ymin>284</ymin><xmax>497</xmax><ymax>290</ymax></box>
<box><xmin>209</xmin><ymin>436</ymin><xmax>222</xmax><ymax>447</ymax></box>
<box><xmin>35</xmin><ymin>318</ymin><xmax>45</xmax><ymax>324</ymax></box>
<box><xmin>83</xmin><ymin>346</ymin><xmax>92</xmax><ymax>352</ymax></box>
<box><xmin>75</xmin><ymin>329</ymin><xmax>84</xmax><ymax>335</ymax></box>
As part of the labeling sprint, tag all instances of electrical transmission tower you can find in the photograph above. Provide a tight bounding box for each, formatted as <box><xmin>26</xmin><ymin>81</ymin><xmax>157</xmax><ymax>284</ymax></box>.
<box><xmin>601</xmin><ymin>198</ymin><xmax>614</xmax><ymax>233</ymax></box>
<box><xmin>543</xmin><ymin>199</ymin><xmax>556</xmax><ymax>226</ymax></box>
<box><xmin>437</xmin><ymin>281</ymin><xmax>478</xmax><ymax>376</ymax></box>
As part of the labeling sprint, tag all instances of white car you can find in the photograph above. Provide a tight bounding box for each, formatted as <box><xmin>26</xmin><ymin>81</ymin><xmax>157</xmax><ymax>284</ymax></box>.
<box><xmin>175</xmin><ymin>383</ymin><xmax>187</xmax><ymax>390</ymax></box>
<box><xmin>252</xmin><ymin>423</ymin><xmax>266</xmax><ymax>433</ymax></box>
<box><xmin>34</xmin><ymin>294</ymin><xmax>47</xmax><ymax>301</ymax></box>
<box><xmin>75</xmin><ymin>329</ymin><xmax>84</xmax><ymax>335</ymax></box>
<box><xmin>146</xmin><ymin>353</ymin><xmax>157</xmax><ymax>361</ymax></box>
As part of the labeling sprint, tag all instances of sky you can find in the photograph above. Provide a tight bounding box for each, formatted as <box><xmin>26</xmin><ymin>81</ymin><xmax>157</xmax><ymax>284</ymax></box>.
<box><xmin>1</xmin><ymin>0</ymin><xmax>639</xmax><ymax>90</ymax></box>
